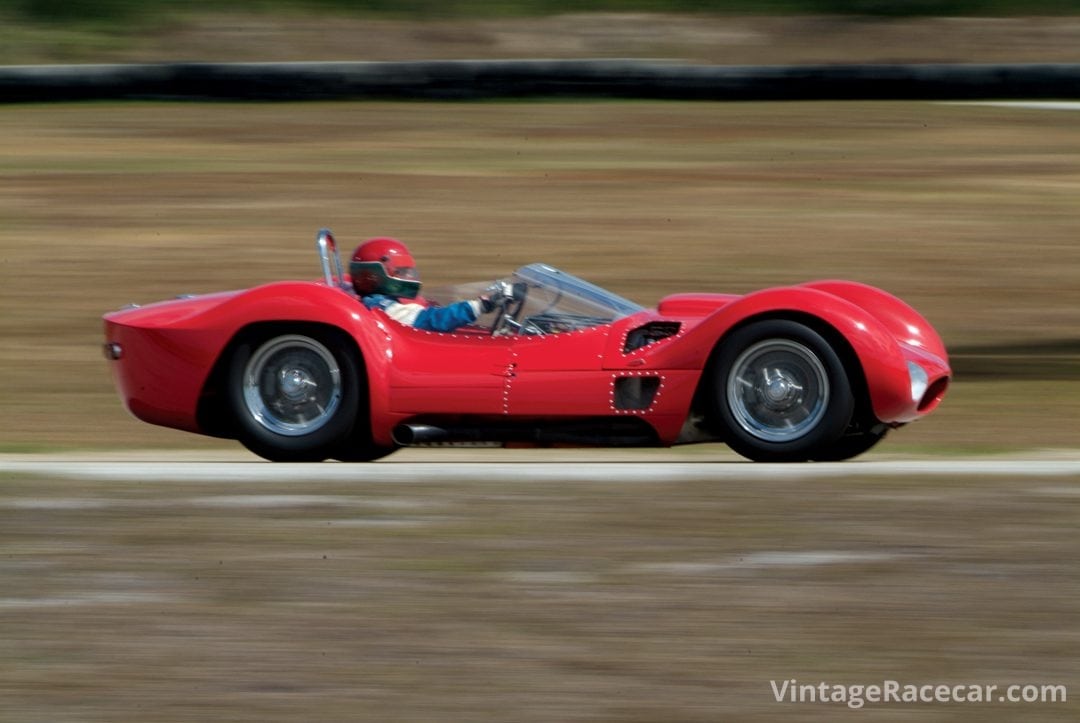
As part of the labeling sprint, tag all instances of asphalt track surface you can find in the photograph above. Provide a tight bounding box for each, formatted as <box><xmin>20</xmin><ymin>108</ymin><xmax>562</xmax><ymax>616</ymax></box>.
<box><xmin>6</xmin><ymin>457</ymin><xmax>1080</xmax><ymax>484</ymax></box>
<box><xmin>957</xmin><ymin>101</ymin><xmax>1080</xmax><ymax>111</ymax></box>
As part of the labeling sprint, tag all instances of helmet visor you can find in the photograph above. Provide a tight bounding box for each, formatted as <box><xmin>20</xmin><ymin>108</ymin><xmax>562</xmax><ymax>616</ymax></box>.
<box><xmin>389</xmin><ymin>265</ymin><xmax>419</xmax><ymax>282</ymax></box>
<box><xmin>350</xmin><ymin>260</ymin><xmax>422</xmax><ymax>299</ymax></box>
<box><xmin>381</xmin><ymin>274</ymin><xmax>421</xmax><ymax>299</ymax></box>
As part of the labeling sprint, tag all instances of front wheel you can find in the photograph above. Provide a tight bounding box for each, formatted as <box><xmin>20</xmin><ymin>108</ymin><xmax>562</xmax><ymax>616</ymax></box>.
<box><xmin>712</xmin><ymin>320</ymin><xmax>855</xmax><ymax>462</ymax></box>
<box><xmin>228</xmin><ymin>331</ymin><xmax>361</xmax><ymax>462</ymax></box>
<box><xmin>811</xmin><ymin>423</ymin><xmax>888</xmax><ymax>462</ymax></box>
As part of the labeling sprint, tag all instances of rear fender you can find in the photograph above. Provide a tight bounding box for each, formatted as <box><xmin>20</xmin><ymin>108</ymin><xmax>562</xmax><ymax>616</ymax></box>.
<box><xmin>194</xmin><ymin>282</ymin><xmax>394</xmax><ymax>437</ymax></box>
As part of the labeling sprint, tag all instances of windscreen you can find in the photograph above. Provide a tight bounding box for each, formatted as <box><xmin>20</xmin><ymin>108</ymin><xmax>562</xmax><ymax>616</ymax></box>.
<box><xmin>508</xmin><ymin>264</ymin><xmax>643</xmax><ymax>334</ymax></box>
<box><xmin>421</xmin><ymin>264</ymin><xmax>643</xmax><ymax>335</ymax></box>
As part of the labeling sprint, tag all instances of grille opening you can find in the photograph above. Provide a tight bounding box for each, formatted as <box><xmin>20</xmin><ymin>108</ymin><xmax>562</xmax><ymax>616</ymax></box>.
<box><xmin>624</xmin><ymin>321</ymin><xmax>681</xmax><ymax>353</ymax></box>
<box><xmin>614</xmin><ymin>376</ymin><xmax>661</xmax><ymax>410</ymax></box>
<box><xmin>918</xmin><ymin>377</ymin><xmax>950</xmax><ymax>413</ymax></box>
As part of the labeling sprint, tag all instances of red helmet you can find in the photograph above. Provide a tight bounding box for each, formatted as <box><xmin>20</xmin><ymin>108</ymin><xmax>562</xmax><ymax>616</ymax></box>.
<box><xmin>349</xmin><ymin>237</ymin><xmax>421</xmax><ymax>298</ymax></box>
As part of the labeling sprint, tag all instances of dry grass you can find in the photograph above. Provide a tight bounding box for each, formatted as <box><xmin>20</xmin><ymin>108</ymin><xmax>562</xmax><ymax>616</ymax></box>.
<box><xmin>2</xmin><ymin>467</ymin><xmax>1078</xmax><ymax>721</ymax></box>
<box><xmin>2</xmin><ymin>100</ymin><xmax>1080</xmax><ymax>451</ymax></box>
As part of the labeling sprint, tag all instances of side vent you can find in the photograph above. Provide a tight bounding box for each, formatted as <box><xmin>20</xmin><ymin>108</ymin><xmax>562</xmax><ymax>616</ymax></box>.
<box><xmin>614</xmin><ymin>376</ymin><xmax>661</xmax><ymax>410</ymax></box>
<box><xmin>623</xmin><ymin>321</ymin><xmax>681</xmax><ymax>353</ymax></box>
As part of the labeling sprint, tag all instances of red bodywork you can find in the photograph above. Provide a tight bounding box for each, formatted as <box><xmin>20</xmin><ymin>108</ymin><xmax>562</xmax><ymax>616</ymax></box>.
<box><xmin>104</xmin><ymin>273</ymin><xmax>950</xmax><ymax>451</ymax></box>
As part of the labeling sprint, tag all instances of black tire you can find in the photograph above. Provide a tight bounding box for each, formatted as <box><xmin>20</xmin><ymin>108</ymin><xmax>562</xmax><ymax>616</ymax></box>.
<box><xmin>333</xmin><ymin>443</ymin><xmax>396</xmax><ymax>462</ymax></box>
<box><xmin>811</xmin><ymin>423</ymin><xmax>889</xmax><ymax>462</ymax></box>
<box><xmin>711</xmin><ymin>320</ymin><xmax>855</xmax><ymax>462</ymax></box>
<box><xmin>228</xmin><ymin>330</ymin><xmax>361</xmax><ymax>462</ymax></box>
<box><xmin>332</xmin><ymin>422</ymin><xmax>397</xmax><ymax>462</ymax></box>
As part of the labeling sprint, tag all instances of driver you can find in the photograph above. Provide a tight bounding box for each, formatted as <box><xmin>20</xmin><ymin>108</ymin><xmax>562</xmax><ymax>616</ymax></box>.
<box><xmin>349</xmin><ymin>237</ymin><xmax>509</xmax><ymax>333</ymax></box>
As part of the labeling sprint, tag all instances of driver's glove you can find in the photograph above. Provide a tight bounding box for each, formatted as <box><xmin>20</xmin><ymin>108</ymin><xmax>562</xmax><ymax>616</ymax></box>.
<box><xmin>479</xmin><ymin>280</ymin><xmax>514</xmax><ymax>313</ymax></box>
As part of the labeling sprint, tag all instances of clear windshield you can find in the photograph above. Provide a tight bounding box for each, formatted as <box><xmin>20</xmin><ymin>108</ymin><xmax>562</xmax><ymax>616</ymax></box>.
<box><xmin>509</xmin><ymin>263</ymin><xmax>642</xmax><ymax>334</ymax></box>
<box><xmin>424</xmin><ymin>263</ymin><xmax>643</xmax><ymax>335</ymax></box>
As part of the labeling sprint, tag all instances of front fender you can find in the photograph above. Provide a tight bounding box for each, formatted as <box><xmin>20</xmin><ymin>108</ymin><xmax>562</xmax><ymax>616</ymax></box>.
<box><xmin>800</xmin><ymin>280</ymin><xmax>948</xmax><ymax>361</ymax></box>
<box><xmin>672</xmin><ymin>285</ymin><xmax>934</xmax><ymax>424</ymax></box>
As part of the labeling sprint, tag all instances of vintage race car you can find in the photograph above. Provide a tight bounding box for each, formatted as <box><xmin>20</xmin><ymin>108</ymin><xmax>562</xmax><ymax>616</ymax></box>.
<box><xmin>103</xmin><ymin>229</ymin><xmax>950</xmax><ymax>463</ymax></box>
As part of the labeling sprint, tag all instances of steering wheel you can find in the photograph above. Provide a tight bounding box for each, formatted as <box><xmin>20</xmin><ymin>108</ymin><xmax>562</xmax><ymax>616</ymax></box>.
<box><xmin>491</xmin><ymin>282</ymin><xmax>529</xmax><ymax>336</ymax></box>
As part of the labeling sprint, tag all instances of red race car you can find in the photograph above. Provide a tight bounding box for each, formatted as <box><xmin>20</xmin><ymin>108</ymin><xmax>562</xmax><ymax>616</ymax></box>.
<box><xmin>103</xmin><ymin>229</ymin><xmax>950</xmax><ymax>463</ymax></box>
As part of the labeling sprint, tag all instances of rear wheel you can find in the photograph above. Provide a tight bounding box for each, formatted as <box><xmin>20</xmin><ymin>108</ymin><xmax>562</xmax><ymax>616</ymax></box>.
<box><xmin>228</xmin><ymin>331</ymin><xmax>360</xmax><ymax>462</ymax></box>
<box><xmin>333</xmin><ymin>422</ymin><xmax>397</xmax><ymax>462</ymax></box>
<box><xmin>712</xmin><ymin>320</ymin><xmax>854</xmax><ymax>462</ymax></box>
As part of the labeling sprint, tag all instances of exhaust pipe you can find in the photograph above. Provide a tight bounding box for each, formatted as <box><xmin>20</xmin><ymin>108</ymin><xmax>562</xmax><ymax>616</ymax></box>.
<box><xmin>392</xmin><ymin>424</ymin><xmax>451</xmax><ymax>446</ymax></box>
<box><xmin>391</xmin><ymin>421</ymin><xmax>657</xmax><ymax>448</ymax></box>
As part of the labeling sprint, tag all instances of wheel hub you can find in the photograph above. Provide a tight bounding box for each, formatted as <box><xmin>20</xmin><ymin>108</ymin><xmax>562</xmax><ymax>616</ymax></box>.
<box><xmin>761</xmin><ymin>369</ymin><xmax>804</xmax><ymax>409</ymax></box>
<box><xmin>242</xmin><ymin>335</ymin><xmax>342</xmax><ymax>437</ymax></box>
<box><xmin>279</xmin><ymin>367</ymin><xmax>316</xmax><ymax>400</ymax></box>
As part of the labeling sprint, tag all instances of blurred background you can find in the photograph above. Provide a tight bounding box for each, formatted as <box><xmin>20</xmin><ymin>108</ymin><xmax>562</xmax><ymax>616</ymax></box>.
<box><xmin>6</xmin><ymin>0</ymin><xmax>1080</xmax><ymax>64</ymax></box>
<box><xmin>3</xmin><ymin>1</ymin><xmax>1080</xmax><ymax>453</ymax></box>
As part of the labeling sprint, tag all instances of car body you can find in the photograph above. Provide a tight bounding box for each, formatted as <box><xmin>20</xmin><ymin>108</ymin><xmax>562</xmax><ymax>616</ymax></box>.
<box><xmin>103</xmin><ymin>229</ymin><xmax>950</xmax><ymax>462</ymax></box>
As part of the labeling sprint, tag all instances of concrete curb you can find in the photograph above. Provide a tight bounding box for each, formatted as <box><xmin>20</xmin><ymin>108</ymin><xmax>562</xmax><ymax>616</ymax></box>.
<box><xmin>3</xmin><ymin>60</ymin><xmax>1080</xmax><ymax>102</ymax></box>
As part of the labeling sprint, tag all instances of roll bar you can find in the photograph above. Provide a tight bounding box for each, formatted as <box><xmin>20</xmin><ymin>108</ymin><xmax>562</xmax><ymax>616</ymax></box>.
<box><xmin>315</xmin><ymin>228</ymin><xmax>348</xmax><ymax>290</ymax></box>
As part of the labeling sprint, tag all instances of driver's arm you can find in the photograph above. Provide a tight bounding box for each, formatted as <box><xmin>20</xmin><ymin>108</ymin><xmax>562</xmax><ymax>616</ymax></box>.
<box><xmin>365</xmin><ymin>286</ymin><xmax>508</xmax><ymax>333</ymax></box>
<box><xmin>412</xmin><ymin>300</ymin><xmax>485</xmax><ymax>332</ymax></box>
<box><xmin>412</xmin><ymin>285</ymin><xmax>513</xmax><ymax>332</ymax></box>
<box><xmin>362</xmin><ymin>295</ymin><xmax>480</xmax><ymax>332</ymax></box>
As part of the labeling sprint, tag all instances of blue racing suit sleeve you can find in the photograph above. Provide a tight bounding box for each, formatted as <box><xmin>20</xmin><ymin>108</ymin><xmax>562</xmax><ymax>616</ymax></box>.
<box><xmin>362</xmin><ymin>294</ymin><xmax>479</xmax><ymax>333</ymax></box>
<box><xmin>413</xmin><ymin>300</ymin><xmax>478</xmax><ymax>332</ymax></box>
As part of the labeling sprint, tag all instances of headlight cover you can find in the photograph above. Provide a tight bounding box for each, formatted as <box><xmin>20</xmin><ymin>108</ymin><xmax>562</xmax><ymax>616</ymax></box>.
<box><xmin>907</xmin><ymin>360</ymin><xmax>929</xmax><ymax>404</ymax></box>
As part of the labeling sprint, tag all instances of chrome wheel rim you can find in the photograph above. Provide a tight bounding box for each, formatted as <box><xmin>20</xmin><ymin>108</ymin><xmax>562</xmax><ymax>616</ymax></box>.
<box><xmin>727</xmin><ymin>339</ymin><xmax>830</xmax><ymax>443</ymax></box>
<box><xmin>242</xmin><ymin>335</ymin><xmax>342</xmax><ymax>437</ymax></box>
